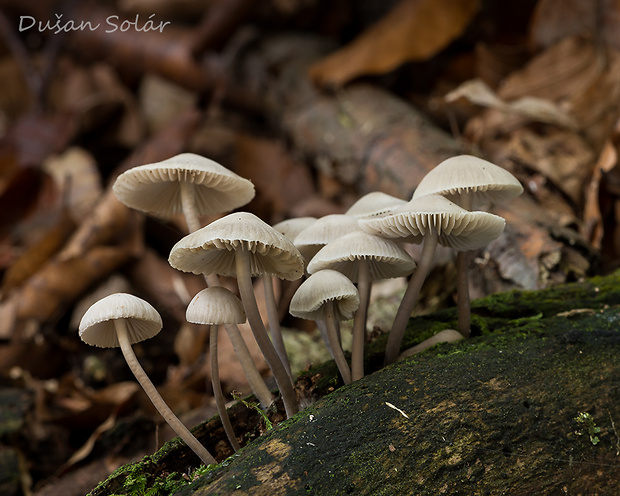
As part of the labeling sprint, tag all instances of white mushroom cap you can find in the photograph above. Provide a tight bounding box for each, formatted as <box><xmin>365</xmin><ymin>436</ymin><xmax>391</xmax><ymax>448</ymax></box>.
<box><xmin>293</xmin><ymin>214</ymin><xmax>361</xmax><ymax>261</ymax></box>
<box><xmin>360</xmin><ymin>194</ymin><xmax>506</xmax><ymax>251</ymax></box>
<box><xmin>412</xmin><ymin>155</ymin><xmax>523</xmax><ymax>207</ymax></box>
<box><xmin>307</xmin><ymin>231</ymin><xmax>416</xmax><ymax>282</ymax></box>
<box><xmin>169</xmin><ymin>212</ymin><xmax>305</xmax><ymax>281</ymax></box>
<box><xmin>289</xmin><ymin>269</ymin><xmax>360</xmax><ymax>322</ymax></box>
<box><xmin>272</xmin><ymin>217</ymin><xmax>317</xmax><ymax>242</ymax></box>
<box><xmin>345</xmin><ymin>191</ymin><xmax>407</xmax><ymax>219</ymax></box>
<box><xmin>186</xmin><ymin>287</ymin><xmax>246</xmax><ymax>325</ymax></box>
<box><xmin>113</xmin><ymin>153</ymin><xmax>255</xmax><ymax>218</ymax></box>
<box><xmin>79</xmin><ymin>293</ymin><xmax>163</xmax><ymax>348</ymax></box>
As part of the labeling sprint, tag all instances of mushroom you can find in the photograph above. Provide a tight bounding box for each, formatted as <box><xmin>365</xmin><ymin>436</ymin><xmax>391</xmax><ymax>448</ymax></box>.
<box><xmin>293</xmin><ymin>214</ymin><xmax>361</xmax><ymax>262</ymax></box>
<box><xmin>79</xmin><ymin>293</ymin><xmax>216</xmax><ymax>466</ymax></box>
<box><xmin>411</xmin><ymin>155</ymin><xmax>523</xmax><ymax>336</ymax></box>
<box><xmin>359</xmin><ymin>194</ymin><xmax>506</xmax><ymax>365</ymax></box>
<box><xmin>289</xmin><ymin>269</ymin><xmax>360</xmax><ymax>384</ymax></box>
<box><xmin>186</xmin><ymin>287</ymin><xmax>247</xmax><ymax>452</ymax></box>
<box><xmin>345</xmin><ymin>191</ymin><xmax>407</xmax><ymax>219</ymax></box>
<box><xmin>307</xmin><ymin>231</ymin><xmax>417</xmax><ymax>380</ymax></box>
<box><xmin>169</xmin><ymin>212</ymin><xmax>304</xmax><ymax>417</ymax></box>
<box><xmin>113</xmin><ymin>153</ymin><xmax>255</xmax><ymax>234</ymax></box>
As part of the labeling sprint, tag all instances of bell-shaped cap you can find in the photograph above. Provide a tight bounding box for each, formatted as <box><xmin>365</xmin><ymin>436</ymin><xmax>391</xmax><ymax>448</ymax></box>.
<box><xmin>412</xmin><ymin>155</ymin><xmax>523</xmax><ymax>207</ymax></box>
<box><xmin>360</xmin><ymin>194</ymin><xmax>506</xmax><ymax>251</ymax></box>
<box><xmin>113</xmin><ymin>153</ymin><xmax>255</xmax><ymax>217</ymax></box>
<box><xmin>289</xmin><ymin>269</ymin><xmax>360</xmax><ymax>322</ymax></box>
<box><xmin>272</xmin><ymin>217</ymin><xmax>317</xmax><ymax>242</ymax></box>
<box><xmin>345</xmin><ymin>191</ymin><xmax>407</xmax><ymax>219</ymax></box>
<box><xmin>186</xmin><ymin>287</ymin><xmax>246</xmax><ymax>325</ymax></box>
<box><xmin>294</xmin><ymin>214</ymin><xmax>361</xmax><ymax>261</ymax></box>
<box><xmin>169</xmin><ymin>212</ymin><xmax>305</xmax><ymax>281</ymax></box>
<box><xmin>307</xmin><ymin>231</ymin><xmax>416</xmax><ymax>282</ymax></box>
<box><xmin>79</xmin><ymin>293</ymin><xmax>163</xmax><ymax>348</ymax></box>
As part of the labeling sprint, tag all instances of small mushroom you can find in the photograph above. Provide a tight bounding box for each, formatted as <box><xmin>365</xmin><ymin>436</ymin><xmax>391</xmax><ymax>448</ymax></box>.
<box><xmin>307</xmin><ymin>231</ymin><xmax>417</xmax><ymax>380</ymax></box>
<box><xmin>169</xmin><ymin>212</ymin><xmax>304</xmax><ymax>417</ymax></box>
<box><xmin>113</xmin><ymin>153</ymin><xmax>255</xmax><ymax>233</ymax></box>
<box><xmin>289</xmin><ymin>269</ymin><xmax>360</xmax><ymax>384</ymax></box>
<box><xmin>186</xmin><ymin>287</ymin><xmax>247</xmax><ymax>452</ymax></box>
<box><xmin>293</xmin><ymin>214</ymin><xmax>361</xmax><ymax>262</ymax></box>
<box><xmin>345</xmin><ymin>191</ymin><xmax>407</xmax><ymax>219</ymax></box>
<box><xmin>412</xmin><ymin>155</ymin><xmax>523</xmax><ymax>336</ymax></box>
<box><xmin>79</xmin><ymin>293</ymin><xmax>216</xmax><ymax>466</ymax></box>
<box><xmin>360</xmin><ymin>194</ymin><xmax>506</xmax><ymax>365</ymax></box>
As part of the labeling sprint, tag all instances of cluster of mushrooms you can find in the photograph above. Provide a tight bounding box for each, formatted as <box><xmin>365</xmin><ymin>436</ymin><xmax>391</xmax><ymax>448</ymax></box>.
<box><xmin>78</xmin><ymin>153</ymin><xmax>523</xmax><ymax>465</ymax></box>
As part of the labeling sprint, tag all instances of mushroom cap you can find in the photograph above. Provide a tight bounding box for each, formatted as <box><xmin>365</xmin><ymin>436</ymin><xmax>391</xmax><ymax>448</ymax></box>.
<box><xmin>359</xmin><ymin>194</ymin><xmax>506</xmax><ymax>251</ymax></box>
<box><xmin>272</xmin><ymin>217</ymin><xmax>317</xmax><ymax>242</ymax></box>
<box><xmin>112</xmin><ymin>153</ymin><xmax>255</xmax><ymax>218</ymax></box>
<box><xmin>345</xmin><ymin>191</ymin><xmax>407</xmax><ymax>219</ymax></box>
<box><xmin>412</xmin><ymin>155</ymin><xmax>523</xmax><ymax>207</ymax></box>
<box><xmin>307</xmin><ymin>231</ymin><xmax>417</xmax><ymax>282</ymax></box>
<box><xmin>79</xmin><ymin>293</ymin><xmax>163</xmax><ymax>348</ymax></box>
<box><xmin>169</xmin><ymin>212</ymin><xmax>305</xmax><ymax>281</ymax></box>
<box><xmin>186</xmin><ymin>287</ymin><xmax>246</xmax><ymax>325</ymax></box>
<box><xmin>293</xmin><ymin>214</ymin><xmax>361</xmax><ymax>261</ymax></box>
<box><xmin>289</xmin><ymin>269</ymin><xmax>360</xmax><ymax>322</ymax></box>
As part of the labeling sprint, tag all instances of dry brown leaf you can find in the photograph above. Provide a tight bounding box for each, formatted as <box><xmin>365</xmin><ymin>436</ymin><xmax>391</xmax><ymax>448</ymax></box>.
<box><xmin>308</xmin><ymin>0</ymin><xmax>480</xmax><ymax>87</ymax></box>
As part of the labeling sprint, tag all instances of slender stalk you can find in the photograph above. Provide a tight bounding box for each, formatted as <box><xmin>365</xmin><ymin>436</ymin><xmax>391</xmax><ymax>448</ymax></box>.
<box><xmin>235</xmin><ymin>250</ymin><xmax>299</xmax><ymax>417</ymax></box>
<box><xmin>263</xmin><ymin>275</ymin><xmax>292</xmax><ymax>379</ymax></box>
<box><xmin>456</xmin><ymin>250</ymin><xmax>471</xmax><ymax>337</ymax></box>
<box><xmin>323</xmin><ymin>301</ymin><xmax>351</xmax><ymax>384</ymax></box>
<box><xmin>351</xmin><ymin>259</ymin><xmax>370</xmax><ymax>381</ymax></box>
<box><xmin>385</xmin><ymin>234</ymin><xmax>438</xmax><ymax>366</ymax></box>
<box><xmin>115</xmin><ymin>320</ymin><xmax>216</xmax><ymax>466</ymax></box>
<box><xmin>210</xmin><ymin>324</ymin><xmax>240</xmax><ymax>451</ymax></box>
<box><xmin>180</xmin><ymin>181</ymin><xmax>201</xmax><ymax>233</ymax></box>
<box><xmin>223</xmin><ymin>323</ymin><xmax>274</xmax><ymax>408</ymax></box>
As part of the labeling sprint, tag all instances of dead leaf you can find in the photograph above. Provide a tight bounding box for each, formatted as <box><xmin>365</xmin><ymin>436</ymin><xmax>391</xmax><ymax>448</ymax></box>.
<box><xmin>308</xmin><ymin>0</ymin><xmax>480</xmax><ymax>87</ymax></box>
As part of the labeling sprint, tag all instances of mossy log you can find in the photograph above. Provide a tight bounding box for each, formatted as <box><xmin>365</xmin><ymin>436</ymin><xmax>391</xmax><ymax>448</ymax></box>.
<box><xmin>89</xmin><ymin>271</ymin><xmax>620</xmax><ymax>495</ymax></box>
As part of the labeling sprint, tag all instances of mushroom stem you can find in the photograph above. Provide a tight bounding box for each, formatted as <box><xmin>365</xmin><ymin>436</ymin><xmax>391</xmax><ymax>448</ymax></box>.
<box><xmin>385</xmin><ymin>234</ymin><xmax>439</xmax><ymax>366</ymax></box>
<box><xmin>324</xmin><ymin>301</ymin><xmax>351</xmax><ymax>384</ymax></box>
<box><xmin>210</xmin><ymin>324</ymin><xmax>241</xmax><ymax>452</ymax></box>
<box><xmin>235</xmin><ymin>249</ymin><xmax>299</xmax><ymax>417</ymax></box>
<box><xmin>114</xmin><ymin>319</ymin><xmax>216</xmax><ymax>466</ymax></box>
<box><xmin>263</xmin><ymin>275</ymin><xmax>292</xmax><ymax>379</ymax></box>
<box><xmin>180</xmin><ymin>181</ymin><xmax>202</xmax><ymax>233</ymax></box>
<box><xmin>456</xmin><ymin>250</ymin><xmax>471</xmax><ymax>337</ymax></box>
<box><xmin>351</xmin><ymin>258</ymin><xmax>370</xmax><ymax>381</ymax></box>
<box><xmin>223</xmin><ymin>323</ymin><xmax>274</xmax><ymax>408</ymax></box>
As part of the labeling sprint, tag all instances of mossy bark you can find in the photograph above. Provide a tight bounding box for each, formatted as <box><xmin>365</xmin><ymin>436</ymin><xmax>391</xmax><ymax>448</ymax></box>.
<box><xmin>88</xmin><ymin>271</ymin><xmax>620</xmax><ymax>495</ymax></box>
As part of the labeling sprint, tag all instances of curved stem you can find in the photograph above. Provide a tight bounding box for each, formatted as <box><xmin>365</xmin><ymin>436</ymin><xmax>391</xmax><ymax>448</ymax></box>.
<box><xmin>263</xmin><ymin>275</ymin><xmax>292</xmax><ymax>379</ymax></box>
<box><xmin>351</xmin><ymin>259</ymin><xmax>370</xmax><ymax>381</ymax></box>
<box><xmin>223</xmin><ymin>323</ymin><xmax>274</xmax><ymax>408</ymax></box>
<box><xmin>323</xmin><ymin>301</ymin><xmax>351</xmax><ymax>384</ymax></box>
<box><xmin>115</xmin><ymin>320</ymin><xmax>216</xmax><ymax>466</ymax></box>
<box><xmin>385</xmin><ymin>234</ymin><xmax>438</xmax><ymax>366</ymax></box>
<box><xmin>180</xmin><ymin>181</ymin><xmax>201</xmax><ymax>233</ymax></box>
<box><xmin>235</xmin><ymin>250</ymin><xmax>299</xmax><ymax>417</ymax></box>
<box><xmin>210</xmin><ymin>324</ymin><xmax>240</xmax><ymax>451</ymax></box>
<box><xmin>456</xmin><ymin>250</ymin><xmax>471</xmax><ymax>337</ymax></box>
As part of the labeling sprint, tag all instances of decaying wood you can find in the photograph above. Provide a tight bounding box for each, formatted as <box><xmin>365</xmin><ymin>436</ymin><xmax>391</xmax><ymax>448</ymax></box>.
<box><xmin>86</xmin><ymin>270</ymin><xmax>620</xmax><ymax>496</ymax></box>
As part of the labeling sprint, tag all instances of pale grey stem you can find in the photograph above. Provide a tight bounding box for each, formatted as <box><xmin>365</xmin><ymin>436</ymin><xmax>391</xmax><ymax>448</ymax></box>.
<box><xmin>385</xmin><ymin>234</ymin><xmax>439</xmax><ymax>366</ymax></box>
<box><xmin>180</xmin><ymin>181</ymin><xmax>202</xmax><ymax>233</ymax></box>
<box><xmin>235</xmin><ymin>249</ymin><xmax>299</xmax><ymax>417</ymax></box>
<box><xmin>323</xmin><ymin>300</ymin><xmax>351</xmax><ymax>384</ymax></box>
<box><xmin>115</xmin><ymin>319</ymin><xmax>216</xmax><ymax>466</ymax></box>
<box><xmin>456</xmin><ymin>250</ymin><xmax>471</xmax><ymax>337</ymax></box>
<box><xmin>210</xmin><ymin>324</ymin><xmax>240</xmax><ymax>451</ymax></box>
<box><xmin>263</xmin><ymin>275</ymin><xmax>292</xmax><ymax>379</ymax></box>
<box><xmin>351</xmin><ymin>258</ymin><xmax>370</xmax><ymax>381</ymax></box>
<box><xmin>223</xmin><ymin>323</ymin><xmax>274</xmax><ymax>408</ymax></box>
